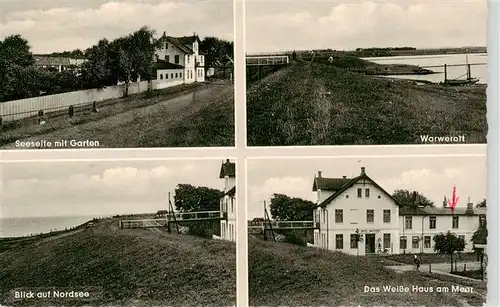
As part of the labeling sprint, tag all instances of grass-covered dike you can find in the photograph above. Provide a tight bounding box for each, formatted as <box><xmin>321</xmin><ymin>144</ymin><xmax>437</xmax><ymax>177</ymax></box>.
<box><xmin>247</xmin><ymin>61</ymin><xmax>487</xmax><ymax>146</ymax></box>
<box><xmin>248</xmin><ymin>238</ymin><xmax>487</xmax><ymax>307</ymax></box>
<box><xmin>0</xmin><ymin>218</ymin><xmax>236</xmax><ymax>307</ymax></box>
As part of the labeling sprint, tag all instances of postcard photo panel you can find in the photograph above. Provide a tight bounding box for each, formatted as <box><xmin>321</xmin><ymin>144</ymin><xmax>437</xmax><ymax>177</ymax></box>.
<box><xmin>0</xmin><ymin>158</ymin><xmax>237</xmax><ymax>306</ymax></box>
<box><xmin>0</xmin><ymin>0</ymin><xmax>235</xmax><ymax>149</ymax></box>
<box><xmin>247</xmin><ymin>152</ymin><xmax>487</xmax><ymax>306</ymax></box>
<box><xmin>245</xmin><ymin>0</ymin><xmax>487</xmax><ymax>146</ymax></box>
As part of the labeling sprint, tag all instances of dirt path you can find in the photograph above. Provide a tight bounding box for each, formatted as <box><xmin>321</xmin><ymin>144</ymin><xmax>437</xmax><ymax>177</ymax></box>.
<box><xmin>2</xmin><ymin>83</ymin><xmax>233</xmax><ymax>148</ymax></box>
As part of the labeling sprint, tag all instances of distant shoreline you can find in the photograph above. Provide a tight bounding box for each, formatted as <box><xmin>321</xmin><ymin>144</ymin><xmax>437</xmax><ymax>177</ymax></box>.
<box><xmin>247</xmin><ymin>47</ymin><xmax>487</xmax><ymax>58</ymax></box>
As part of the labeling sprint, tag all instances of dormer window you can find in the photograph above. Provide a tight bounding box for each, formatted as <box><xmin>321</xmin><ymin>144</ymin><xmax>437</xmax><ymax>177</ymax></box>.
<box><xmin>164</xmin><ymin>43</ymin><xmax>168</xmax><ymax>50</ymax></box>
<box><xmin>193</xmin><ymin>42</ymin><xmax>198</xmax><ymax>53</ymax></box>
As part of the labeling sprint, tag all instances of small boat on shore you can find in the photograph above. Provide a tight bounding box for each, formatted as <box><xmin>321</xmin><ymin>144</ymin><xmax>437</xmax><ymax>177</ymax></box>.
<box><xmin>441</xmin><ymin>55</ymin><xmax>480</xmax><ymax>86</ymax></box>
<box><xmin>442</xmin><ymin>77</ymin><xmax>480</xmax><ymax>86</ymax></box>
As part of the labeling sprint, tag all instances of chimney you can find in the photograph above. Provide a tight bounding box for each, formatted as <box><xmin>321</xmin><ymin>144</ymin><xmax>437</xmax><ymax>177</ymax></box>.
<box><xmin>360</xmin><ymin>167</ymin><xmax>366</xmax><ymax>175</ymax></box>
<box><xmin>163</xmin><ymin>31</ymin><xmax>166</xmax><ymax>37</ymax></box>
<box><xmin>317</xmin><ymin>171</ymin><xmax>322</xmax><ymax>178</ymax></box>
<box><xmin>466</xmin><ymin>200</ymin><xmax>474</xmax><ymax>215</ymax></box>
<box><xmin>342</xmin><ymin>175</ymin><xmax>346</xmax><ymax>179</ymax></box>
<box><xmin>226</xmin><ymin>159</ymin><xmax>230</xmax><ymax>163</ymax></box>
<box><xmin>443</xmin><ymin>196</ymin><xmax>447</xmax><ymax>208</ymax></box>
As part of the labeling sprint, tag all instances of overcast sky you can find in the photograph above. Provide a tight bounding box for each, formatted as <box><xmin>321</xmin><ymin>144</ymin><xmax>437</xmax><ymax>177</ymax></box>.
<box><xmin>0</xmin><ymin>159</ymin><xmax>230</xmax><ymax>218</ymax></box>
<box><xmin>247</xmin><ymin>155</ymin><xmax>486</xmax><ymax>220</ymax></box>
<box><xmin>0</xmin><ymin>0</ymin><xmax>234</xmax><ymax>54</ymax></box>
<box><xmin>245</xmin><ymin>0</ymin><xmax>487</xmax><ymax>54</ymax></box>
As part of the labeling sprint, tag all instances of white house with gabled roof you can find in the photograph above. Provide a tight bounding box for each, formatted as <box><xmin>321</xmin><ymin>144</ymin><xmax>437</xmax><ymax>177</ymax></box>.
<box><xmin>154</xmin><ymin>32</ymin><xmax>205</xmax><ymax>86</ymax></box>
<box><xmin>313</xmin><ymin>167</ymin><xmax>401</xmax><ymax>255</ymax></box>
<box><xmin>219</xmin><ymin>159</ymin><xmax>236</xmax><ymax>242</ymax></box>
<box><xmin>312</xmin><ymin>167</ymin><xmax>486</xmax><ymax>256</ymax></box>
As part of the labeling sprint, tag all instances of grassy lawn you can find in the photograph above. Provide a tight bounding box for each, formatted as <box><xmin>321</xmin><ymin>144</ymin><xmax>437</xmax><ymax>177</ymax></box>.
<box><xmin>246</xmin><ymin>62</ymin><xmax>487</xmax><ymax>146</ymax></box>
<box><xmin>451</xmin><ymin>269</ymin><xmax>484</xmax><ymax>280</ymax></box>
<box><xmin>1</xmin><ymin>81</ymin><xmax>234</xmax><ymax>148</ymax></box>
<box><xmin>0</xmin><ymin>218</ymin><xmax>236</xmax><ymax>306</ymax></box>
<box><xmin>249</xmin><ymin>238</ymin><xmax>485</xmax><ymax>307</ymax></box>
<box><xmin>386</xmin><ymin>252</ymin><xmax>479</xmax><ymax>265</ymax></box>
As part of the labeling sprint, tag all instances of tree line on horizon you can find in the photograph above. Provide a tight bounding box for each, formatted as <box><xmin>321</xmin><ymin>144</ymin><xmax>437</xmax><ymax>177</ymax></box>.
<box><xmin>0</xmin><ymin>27</ymin><xmax>234</xmax><ymax>102</ymax></box>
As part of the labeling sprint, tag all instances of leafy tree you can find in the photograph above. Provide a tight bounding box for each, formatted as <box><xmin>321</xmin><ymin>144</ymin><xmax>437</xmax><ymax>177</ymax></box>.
<box><xmin>174</xmin><ymin>184</ymin><xmax>223</xmax><ymax>212</ymax></box>
<box><xmin>200</xmin><ymin>36</ymin><xmax>233</xmax><ymax>77</ymax></box>
<box><xmin>392</xmin><ymin>189</ymin><xmax>434</xmax><ymax>207</ymax></box>
<box><xmin>292</xmin><ymin>50</ymin><xmax>297</xmax><ymax>61</ymax></box>
<box><xmin>0</xmin><ymin>34</ymin><xmax>37</xmax><ymax>101</ymax></box>
<box><xmin>47</xmin><ymin>49</ymin><xmax>86</xmax><ymax>59</ymax></box>
<box><xmin>269</xmin><ymin>193</ymin><xmax>316</xmax><ymax>221</ymax></box>
<box><xmin>476</xmin><ymin>198</ymin><xmax>486</xmax><ymax>208</ymax></box>
<box><xmin>471</xmin><ymin>218</ymin><xmax>487</xmax><ymax>279</ymax></box>
<box><xmin>80</xmin><ymin>38</ymin><xmax>114</xmax><ymax>89</ymax></box>
<box><xmin>433</xmin><ymin>231</ymin><xmax>466</xmax><ymax>273</ymax></box>
<box><xmin>0</xmin><ymin>34</ymin><xmax>35</xmax><ymax>67</ymax></box>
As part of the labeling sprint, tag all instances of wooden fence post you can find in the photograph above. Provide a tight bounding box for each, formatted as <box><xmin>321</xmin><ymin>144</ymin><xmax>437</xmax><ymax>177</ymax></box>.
<box><xmin>68</xmin><ymin>105</ymin><xmax>74</xmax><ymax>118</ymax></box>
<box><xmin>429</xmin><ymin>264</ymin><xmax>432</xmax><ymax>273</ymax></box>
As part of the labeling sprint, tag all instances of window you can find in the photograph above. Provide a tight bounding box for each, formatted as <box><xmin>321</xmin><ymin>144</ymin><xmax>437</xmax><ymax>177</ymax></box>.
<box><xmin>383</xmin><ymin>234</ymin><xmax>390</xmax><ymax>249</ymax></box>
<box><xmin>357</xmin><ymin>188</ymin><xmax>362</xmax><ymax>198</ymax></box>
<box><xmin>175</xmin><ymin>55</ymin><xmax>180</xmax><ymax>64</ymax></box>
<box><xmin>171</xmin><ymin>73</ymin><xmax>173</xmax><ymax>78</ymax></box>
<box><xmin>180</xmin><ymin>72</ymin><xmax>182</xmax><ymax>78</ymax></box>
<box><xmin>335</xmin><ymin>209</ymin><xmax>343</xmax><ymax>223</ymax></box>
<box><xmin>452</xmin><ymin>216</ymin><xmax>459</xmax><ymax>229</ymax></box>
<box><xmin>424</xmin><ymin>236</ymin><xmax>431</xmax><ymax>248</ymax></box>
<box><xmin>479</xmin><ymin>216</ymin><xmax>486</xmax><ymax>227</ymax></box>
<box><xmin>366</xmin><ymin>210</ymin><xmax>374</xmax><ymax>223</ymax></box>
<box><xmin>400</xmin><ymin>236</ymin><xmax>407</xmax><ymax>249</ymax></box>
<box><xmin>383</xmin><ymin>210</ymin><xmax>391</xmax><ymax>223</ymax></box>
<box><xmin>429</xmin><ymin>216</ymin><xmax>436</xmax><ymax>229</ymax></box>
<box><xmin>175</xmin><ymin>73</ymin><xmax>178</xmax><ymax>78</ymax></box>
<box><xmin>164</xmin><ymin>43</ymin><xmax>168</xmax><ymax>49</ymax></box>
<box><xmin>350</xmin><ymin>234</ymin><xmax>358</xmax><ymax>249</ymax></box>
<box><xmin>459</xmin><ymin>235</ymin><xmax>465</xmax><ymax>242</ymax></box>
<box><xmin>165</xmin><ymin>73</ymin><xmax>169</xmax><ymax>79</ymax></box>
<box><xmin>187</xmin><ymin>55</ymin><xmax>190</xmax><ymax>64</ymax></box>
<box><xmin>405</xmin><ymin>216</ymin><xmax>412</xmax><ymax>229</ymax></box>
<box><xmin>159</xmin><ymin>74</ymin><xmax>163</xmax><ymax>80</ymax></box>
<box><xmin>336</xmin><ymin>234</ymin><xmax>343</xmax><ymax>249</ymax></box>
<box><xmin>165</xmin><ymin>55</ymin><xmax>170</xmax><ymax>62</ymax></box>
<box><xmin>412</xmin><ymin>236</ymin><xmax>419</xmax><ymax>249</ymax></box>
<box><xmin>365</xmin><ymin>188</ymin><xmax>370</xmax><ymax>198</ymax></box>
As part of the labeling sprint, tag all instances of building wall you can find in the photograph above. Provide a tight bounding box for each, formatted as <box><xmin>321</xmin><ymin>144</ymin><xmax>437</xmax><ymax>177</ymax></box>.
<box><xmin>220</xmin><ymin>175</ymin><xmax>236</xmax><ymax>242</ymax></box>
<box><xmin>156</xmin><ymin>68</ymin><xmax>184</xmax><ymax>87</ymax></box>
<box><xmin>316</xmin><ymin>189</ymin><xmax>334</xmax><ymax>204</ymax></box>
<box><xmin>155</xmin><ymin>42</ymin><xmax>186</xmax><ymax>66</ymax></box>
<box><xmin>399</xmin><ymin>214</ymin><xmax>481</xmax><ymax>254</ymax></box>
<box><xmin>313</xmin><ymin>179</ymin><xmax>400</xmax><ymax>256</ymax></box>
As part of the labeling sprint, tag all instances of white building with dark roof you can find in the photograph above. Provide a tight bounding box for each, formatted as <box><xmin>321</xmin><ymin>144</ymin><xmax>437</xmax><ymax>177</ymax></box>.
<box><xmin>219</xmin><ymin>159</ymin><xmax>236</xmax><ymax>242</ymax></box>
<box><xmin>312</xmin><ymin>167</ymin><xmax>486</xmax><ymax>256</ymax></box>
<box><xmin>154</xmin><ymin>32</ymin><xmax>205</xmax><ymax>86</ymax></box>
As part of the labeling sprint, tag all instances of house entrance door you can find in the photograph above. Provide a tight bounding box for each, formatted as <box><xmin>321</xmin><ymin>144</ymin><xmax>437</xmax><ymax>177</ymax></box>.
<box><xmin>365</xmin><ymin>234</ymin><xmax>376</xmax><ymax>254</ymax></box>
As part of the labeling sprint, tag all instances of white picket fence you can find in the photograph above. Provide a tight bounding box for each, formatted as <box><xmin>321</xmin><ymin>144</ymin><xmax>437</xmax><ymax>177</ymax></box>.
<box><xmin>0</xmin><ymin>79</ymin><xmax>180</xmax><ymax>122</ymax></box>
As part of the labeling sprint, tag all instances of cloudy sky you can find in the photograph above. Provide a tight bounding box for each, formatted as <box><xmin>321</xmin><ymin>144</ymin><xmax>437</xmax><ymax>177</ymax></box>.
<box><xmin>247</xmin><ymin>154</ymin><xmax>487</xmax><ymax>219</ymax></box>
<box><xmin>245</xmin><ymin>0</ymin><xmax>487</xmax><ymax>54</ymax></box>
<box><xmin>0</xmin><ymin>159</ymin><xmax>230</xmax><ymax>218</ymax></box>
<box><xmin>0</xmin><ymin>0</ymin><xmax>234</xmax><ymax>54</ymax></box>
